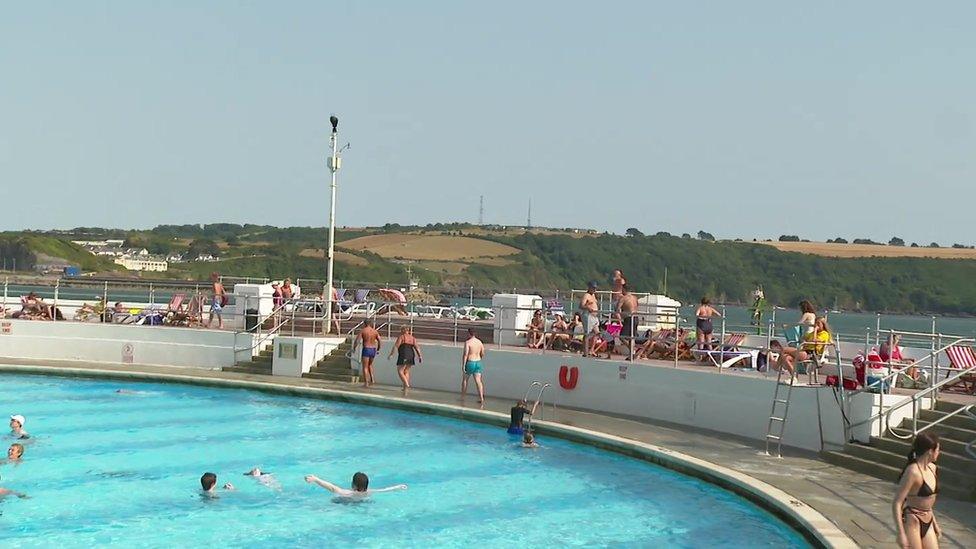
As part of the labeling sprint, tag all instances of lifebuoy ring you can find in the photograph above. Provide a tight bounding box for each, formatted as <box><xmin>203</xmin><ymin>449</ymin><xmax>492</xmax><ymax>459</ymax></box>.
<box><xmin>559</xmin><ymin>365</ymin><xmax>579</xmax><ymax>390</ymax></box>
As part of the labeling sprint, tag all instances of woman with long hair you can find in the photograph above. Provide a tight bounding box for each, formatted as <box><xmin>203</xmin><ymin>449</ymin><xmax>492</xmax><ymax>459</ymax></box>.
<box><xmin>893</xmin><ymin>432</ymin><xmax>941</xmax><ymax>548</ymax></box>
<box><xmin>798</xmin><ymin>300</ymin><xmax>817</xmax><ymax>335</ymax></box>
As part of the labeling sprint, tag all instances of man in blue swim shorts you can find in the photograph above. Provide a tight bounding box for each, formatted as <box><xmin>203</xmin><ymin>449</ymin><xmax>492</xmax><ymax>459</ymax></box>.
<box><xmin>354</xmin><ymin>319</ymin><xmax>382</xmax><ymax>388</ymax></box>
<box><xmin>461</xmin><ymin>328</ymin><xmax>486</xmax><ymax>403</ymax></box>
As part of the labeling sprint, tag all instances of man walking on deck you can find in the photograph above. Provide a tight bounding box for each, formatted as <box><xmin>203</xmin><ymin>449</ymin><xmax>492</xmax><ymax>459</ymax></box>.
<box><xmin>354</xmin><ymin>319</ymin><xmax>381</xmax><ymax>387</ymax></box>
<box><xmin>461</xmin><ymin>328</ymin><xmax>486</xmax><ymax>404</ymax></box>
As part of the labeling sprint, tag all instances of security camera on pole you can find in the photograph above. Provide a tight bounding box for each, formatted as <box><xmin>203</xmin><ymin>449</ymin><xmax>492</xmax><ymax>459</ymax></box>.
<box><xmin>325</xmin><ymin>115</ymin><xmax>341</xmax><ymax>334</ymax></box>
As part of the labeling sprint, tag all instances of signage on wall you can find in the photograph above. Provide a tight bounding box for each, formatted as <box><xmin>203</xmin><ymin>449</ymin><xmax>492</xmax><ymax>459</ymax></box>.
<box><xmin>122</xmin><ymin>343</ymin><xmax>134</xmax><ymax>364</ymax></box>
<box><xmin>558</xmin><ymin>365</ymin><xmax>579</xmax><ymax>389</ymax></box>
<box><xmin>0</xmin><ymin>321</ymin><xmax>11</xmax><ymax>335</ymax></box>
<box><xmin>618</xmin><ymin>364</ymin><xmax>628</xmax><ymax>380</ymax></box>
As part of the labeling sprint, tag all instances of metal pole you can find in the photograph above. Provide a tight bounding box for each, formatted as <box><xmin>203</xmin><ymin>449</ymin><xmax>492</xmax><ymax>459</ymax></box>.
<box><xmin>875</xmin><ymin>314</ymin><xmax>881</xmax><ymax>346</ymax></box>
<box><xmin>149</xmin><ymin>283</ymin><xmax>155</xmax><ymax>308</ymax></box>
<box><xmin>718</xmin><ymin>305</ymin><xmax>726</xmax><ymax>373</ymax></box>
<box><xmin>53</xmin><ymin>279</ymin><xmax>60</xmax><ymax>322</ymax></box>
<box><xmin>674</xmin><ymin>317</ymin><xmax>681</xmax><ymax>368</ymax></box>
<box><xmin>324</xmin><ymin>116</ymin><xmax>341</xmax><ymax>335</ymax></box>
<box><xmin>2</xmin><ymin>277</ymin><xmax>7</xmax><ymax>314</ymax></box>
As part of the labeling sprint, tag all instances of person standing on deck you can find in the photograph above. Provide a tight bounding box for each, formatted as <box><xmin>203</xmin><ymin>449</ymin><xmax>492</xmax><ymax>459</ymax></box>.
<box><xmin>280</xmin><ymin>278</ymin><xmax>294</xmax><ymax>301</ymax></box>
<box><xmin>616</xmin><ymin>284</ymin><xmax>639</xmax><ymax>358</ymax></box>
<box><xmin>610</xmin><ymin>270</ymin><xmax>626</xmax><ymax>305</ymax></box>
<box><xmin>353</xmin><ymin>319</ymin><xmax>381</xmax><ymax>388</ymax></box>
<box><xmin>461</xmin><ymin>328</ymin><xmax>486</xmax><ymax>404</ymax></box>
<box><xmin>579</xmin><ymin>282</ymin><xmax>600</xmax><ymax>357</ymax></box>
<box><xmin>207</xmin><ymin>272</ymin><xmax>226</xmax><ymax>329</ymax></box>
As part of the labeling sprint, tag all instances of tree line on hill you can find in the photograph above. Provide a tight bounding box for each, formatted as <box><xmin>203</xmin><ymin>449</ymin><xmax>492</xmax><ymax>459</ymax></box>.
<box><xmin>479</xmin><ymin>232</ymin><xmax>976</xmax><ymax>315</ymax></box>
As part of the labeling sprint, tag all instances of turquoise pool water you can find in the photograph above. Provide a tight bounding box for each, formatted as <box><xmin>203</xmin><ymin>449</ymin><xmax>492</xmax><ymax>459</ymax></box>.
<box><xmin>0</xmin><ymin>374</ymin><xmax>810</xmax><ymax>548</ymax></box>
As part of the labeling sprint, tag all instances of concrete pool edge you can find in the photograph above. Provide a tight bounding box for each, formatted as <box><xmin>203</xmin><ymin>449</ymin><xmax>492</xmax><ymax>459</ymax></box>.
<box><xmin>0</xmin><ymin>363</ymin><xmax>854</xmax><ymax>548</ymax></box>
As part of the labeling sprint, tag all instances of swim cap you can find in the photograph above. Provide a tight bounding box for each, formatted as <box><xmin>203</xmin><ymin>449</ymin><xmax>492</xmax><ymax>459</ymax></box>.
<box><xmin>10</xmin><ymin>415</ymin><xmax>25</xmax><ymax>426</ymax></box>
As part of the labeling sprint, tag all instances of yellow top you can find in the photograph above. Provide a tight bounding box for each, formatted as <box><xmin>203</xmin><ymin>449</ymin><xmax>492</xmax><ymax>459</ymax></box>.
<box><xmin>802</xmin><ymin>330</ymin><xmax>831</xmax><ymax>355</ymax></box>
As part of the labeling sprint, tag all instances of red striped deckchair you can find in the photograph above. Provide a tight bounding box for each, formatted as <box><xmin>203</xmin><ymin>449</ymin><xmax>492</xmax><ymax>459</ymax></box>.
<box><xmin>944</xmin><ymin>345</ymin><xmax>976</xmax><ymax>395</ymax></box>
<box><xmin>692</xmin><ymin>333</ymin><xmax>756</xmax><ymax>369</ymax></box>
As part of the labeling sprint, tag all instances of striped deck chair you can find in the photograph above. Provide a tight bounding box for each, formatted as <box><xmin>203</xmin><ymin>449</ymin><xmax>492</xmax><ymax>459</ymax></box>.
<box><xmin>944</xmin><ymin>345</ymin><xmax>976</xmax><ymax>395</ymax></box>
<box><xmin>692</xmin><ymin>333</ymin><xmax>758</xmax><ymax>369</ymax></box>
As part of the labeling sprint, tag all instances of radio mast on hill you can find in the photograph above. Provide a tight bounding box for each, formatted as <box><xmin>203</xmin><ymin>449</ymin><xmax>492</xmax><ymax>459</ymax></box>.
<box><xmin>479</xmin><ymin>195</ymin><xmax>484</xmax><ymax>225</ymax></box>
<box><xmin>527</xmin><ymin>198</ymin><xmax>532</xmax><ymax>229</ymax></box>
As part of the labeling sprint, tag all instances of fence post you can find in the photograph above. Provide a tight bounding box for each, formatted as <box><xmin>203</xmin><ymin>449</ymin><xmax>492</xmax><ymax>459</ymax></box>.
<box><xmin>149</xmin><ymin>283</ymin><xmax>155</xmax><ymax>308</ymax></box>
<box><xmin>2</xmin><ymin>277</ymin><xmax>7</xmax><ymax>314</ymax></box>
<box><xmin>875</xmin><ymin>314</ymin><xmax>881</xmax><ymax>346</ymax></box>
<box><xmin>674</xmin><ymin>317</ymin><xmax>681</xmax><ymax>368</ymax></box>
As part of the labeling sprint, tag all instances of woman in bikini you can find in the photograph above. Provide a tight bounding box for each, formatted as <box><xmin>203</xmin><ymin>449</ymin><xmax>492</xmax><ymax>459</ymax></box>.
<box><xmin>388</xmin><ymin>326</ymin><xmax>422</xmax><ymax>391</ymax></box>
<box><xmin>893</xmin><ymin>432</ymin><xmax>941</xmax><ymax>548</ymax></box>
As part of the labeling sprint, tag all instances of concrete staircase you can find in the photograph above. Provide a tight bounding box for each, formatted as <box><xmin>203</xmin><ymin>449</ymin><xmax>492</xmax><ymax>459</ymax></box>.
<box><xmin>822</xmin><ymin>400</ymin><xmax>976</xmax><ymax>501</ymax></box>
<box><xmin>302</xmin><ymin>338</ymin><xmax>360</xmax><ymax>383</ymax></box>
<box><xmin>222</xmin><ymin>343</ymin><xmax>274</xmax><ymax>375</ymax></box>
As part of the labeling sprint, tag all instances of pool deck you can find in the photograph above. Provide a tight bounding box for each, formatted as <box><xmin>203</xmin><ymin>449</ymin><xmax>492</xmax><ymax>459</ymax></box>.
<box><xmin>1</xmin><ymin>358</ymin><xmax>974</xmax><ymax>548</ymax></box>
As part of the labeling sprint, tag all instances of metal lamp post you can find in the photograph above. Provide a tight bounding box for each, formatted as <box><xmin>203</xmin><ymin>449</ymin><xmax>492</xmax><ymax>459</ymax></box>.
<box><xmin>325</xmin><ymin>115</ymin><xmax>342</xmax><ymax>334</ymax></box>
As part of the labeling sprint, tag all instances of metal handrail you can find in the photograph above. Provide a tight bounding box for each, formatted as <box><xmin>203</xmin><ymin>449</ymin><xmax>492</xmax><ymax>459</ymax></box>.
<box><xmin>965</xmin><ymin>407</ymin><xmax>976</xmax><ymax>460</ymax></box>
<box><xmin>880</xmin><ymin>362</ymin><xmax>976</xmax><ymax>439</ymax></box>
<box><xmin>888</xmin><ymin>402</ymin><xmax>975</xmax><ymax>441</ymax></box>
<box><xmin>847</xmin><ymin>337</ymin><xmax>974</xmax><ymax>399</ymax></box>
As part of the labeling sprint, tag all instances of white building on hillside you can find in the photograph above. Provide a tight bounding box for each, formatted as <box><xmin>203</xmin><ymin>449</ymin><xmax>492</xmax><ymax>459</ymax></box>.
<box><xmin>114</xmin><ymin>257</ymin><xmax>168</xmax><ymax>272</ymax></box>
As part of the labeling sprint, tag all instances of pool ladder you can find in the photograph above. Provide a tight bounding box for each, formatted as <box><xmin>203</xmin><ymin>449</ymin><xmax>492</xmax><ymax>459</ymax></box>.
<box><xmin>764</xmin><ymin>367</ymin><xmax>795</xmax><ymax>457</ymax></box>
<box><xmin>523</xmin><ymin>381</ymin><xmax>553</xmax><ymax>429</ymax></box>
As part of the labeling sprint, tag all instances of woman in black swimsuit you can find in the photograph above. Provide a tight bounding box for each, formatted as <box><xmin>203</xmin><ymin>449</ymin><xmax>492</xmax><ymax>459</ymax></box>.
<box><xmin>694</xmin><ymin>297</ymin><xmax>722</xmax><ymax>354</ymax></box>
<box><xmin>893</xmin><ymin>432</ymin><xmax>941</xmax><ymax>548</ymax></box>
<box><xmin>388</xmin><ymin>326</ymin><xmax>422</xmax><ymax>391</ymax></box>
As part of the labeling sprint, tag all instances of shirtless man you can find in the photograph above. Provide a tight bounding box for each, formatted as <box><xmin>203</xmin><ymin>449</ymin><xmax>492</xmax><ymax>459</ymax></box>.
<box><xmin>354</xmin><ymin>319</ymin><xmax>382</xmax><ymax>387</ymax></box>
<box><xmin>461</xmin><ymin>328</ymin><xmax>486</xmax><ymax>403</ymax></box>
<box><xmin>6</xmin><ymin>443</ymin><xmax>24</xmax><ymax>463</ymax></box>
<box><xmin>610</xmin><ymin>269</ymin><xmax>626</xmax><ymax>304</ymax></box>
<box><xmin>304</xmin><ymin>472</ymin><xmax>406</xmax><ymax>500</ymax></box>
<box><xmin>616</xmin><ymin>283</ymin><xmax>639</xmax><ymax>357</ymax></box>
<box><xmin>579</xmin><ymin>282</ymin><xmax>599</xmax><ymax>357</ymax></box>
<box><xmin>200</xmin><ymin>472</ymin><xmax>234</xmax><ymax>498</ymax></box>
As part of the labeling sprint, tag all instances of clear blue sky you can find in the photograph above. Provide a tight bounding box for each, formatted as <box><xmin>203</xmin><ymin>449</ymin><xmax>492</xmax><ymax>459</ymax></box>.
<box><xmin>1</xmin><ymin>2</ymin><xmax>973</xmax><ymax>244</ymax></box>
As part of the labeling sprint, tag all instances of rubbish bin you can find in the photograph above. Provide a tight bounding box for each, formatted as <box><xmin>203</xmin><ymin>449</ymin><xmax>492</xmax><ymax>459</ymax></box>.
<box><xmin>245</xmin><ymin>309</ymin><xmax>259</xmax><ymax>332</ymax></box>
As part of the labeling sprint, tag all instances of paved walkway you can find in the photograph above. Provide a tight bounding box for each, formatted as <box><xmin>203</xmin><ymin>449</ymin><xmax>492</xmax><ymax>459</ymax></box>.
<box><xmin>2</xmin><ymin>359</ymin><xmax>974</xmax><ymax>548</ymax></box>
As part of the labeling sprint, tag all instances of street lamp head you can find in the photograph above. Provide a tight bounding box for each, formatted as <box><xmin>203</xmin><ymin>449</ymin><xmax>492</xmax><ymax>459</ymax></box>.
<box><xmin>330</xmin><ymin>115</ymin><xmax>339</xmax><ymax>133</ymax></box>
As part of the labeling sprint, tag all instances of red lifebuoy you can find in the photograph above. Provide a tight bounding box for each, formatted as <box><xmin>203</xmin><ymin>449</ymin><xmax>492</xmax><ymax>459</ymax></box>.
<box><xmin>559</xmin><ymin>365</ymin><xmax>579</xmax><ymax>390</ymax></box>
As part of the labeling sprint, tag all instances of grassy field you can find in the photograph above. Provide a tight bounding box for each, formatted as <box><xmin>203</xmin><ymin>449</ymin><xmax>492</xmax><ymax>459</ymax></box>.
<box><xmin>339</xmin><ymin>234</ymin><xmax>520</xmax><ymax>261</ymax></box>
<box><xmin>298</xmin><ymin>248</ymin><xmax>368</xmax><ymax>265</ymax></box>
<box><xmin>761</xmin><ymin>241</ymin><xmax>976</xmax><ymax>259</ymax></box>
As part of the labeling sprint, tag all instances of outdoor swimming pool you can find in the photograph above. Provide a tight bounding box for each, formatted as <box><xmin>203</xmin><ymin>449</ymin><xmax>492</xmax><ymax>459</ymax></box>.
<box><xmin>0</xmin><ymin>374</ymin><xmax>810</xmax><ymax>547</ymax></box>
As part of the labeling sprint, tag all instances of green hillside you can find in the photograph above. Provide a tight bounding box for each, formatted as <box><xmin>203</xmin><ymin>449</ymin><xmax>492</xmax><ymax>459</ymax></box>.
<box><xmin>12</xmin><ymin>225</ymin><xmax>976</xmax><ymax>315</ymax></box>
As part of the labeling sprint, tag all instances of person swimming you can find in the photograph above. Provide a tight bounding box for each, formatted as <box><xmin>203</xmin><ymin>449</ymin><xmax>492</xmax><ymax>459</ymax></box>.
<box><xmin>9</xmin><ymin>415</ymin><xmax>29</xmax><ymax>440</ymax></box>
<box><xmin>200</xmin><ymin>472</ymin><xmax>235</xmax><ymax>497</ymax></box>
<box><xmin>6</xmin><ymin>443</ymin><xmax>24</xmax><ymax>463</ymax></box>
<box><xmin>304</xmin><ymin>472</ymin><xmax>407</xmax><ymax>500</ymax></box>
<box><xmin>244</xmin><ymin>467</ymin><xmax>281</xmax><ymax>491</ymax></box>
<box><xmin>521</xmin><ymin>432</ymin><xmax>539</xmax><ymax>448</ymax></box>
<box><xmin>0</xmin><ymin>473</ymin><xmax>27</xmax><ymax>499</ymax></box>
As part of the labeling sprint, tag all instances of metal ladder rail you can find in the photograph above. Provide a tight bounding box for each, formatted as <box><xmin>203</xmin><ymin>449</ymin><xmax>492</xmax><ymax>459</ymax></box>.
<box><xmin>764</xmin><ymin>367</ymin><xmax>795</xmax><ymax>457</ymax></box>
<box><xmin>522</xmin><ymin>381</ymin><xmax>542</xmax><ymax>403</ymax></box>
<box><xmin>965</xmin><ymin>407</ymin><xmax>976</xmax><ymax>460</ymax></box>
<box><xmin>526</xmin><ymin>383</ymin><xmax>552</xmax><ymax>431</ymax></box>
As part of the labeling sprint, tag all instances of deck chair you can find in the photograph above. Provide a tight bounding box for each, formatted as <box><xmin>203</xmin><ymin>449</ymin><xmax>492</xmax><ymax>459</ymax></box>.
<box><xmin>165</xmin><ymin>293</ymin><xmax>189</xmax><ymax>325</ymax></box>
<box><xmin>692</xmin><ymin>333</ymin><xmax>758</xmax><ymax>369</ymax></box>
<box><xmin>944</xmin><ymin>345</ymin><xmax>976</xmax><ymax>395</ymax></box>
<box><xmin>186</xmin><ymin>294</ymin><xmax>205</xmax><ymax>326</ymax></box>
<box><xmin>783</xmin><ymin>325</ymin><xmax>803</xmax><ymax>347</ymax></box>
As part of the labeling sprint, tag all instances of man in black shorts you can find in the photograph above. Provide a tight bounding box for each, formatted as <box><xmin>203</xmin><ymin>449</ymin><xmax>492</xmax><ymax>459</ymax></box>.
<box><xmin>616</xmin><ymin>284</ymin><xmax>639</xmax><ymax>357</ymax></box>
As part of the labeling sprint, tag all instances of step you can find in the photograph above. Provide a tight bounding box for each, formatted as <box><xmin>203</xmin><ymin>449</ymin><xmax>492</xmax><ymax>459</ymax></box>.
<box><xmin>870</xmin><ymin>437</ymin><xmax>976</xmax><ymax>472</ymax></box>
<box><xmin>934</xmin><ymin>399</ymin><xmax>976</xmax><ymax>414</ymax></box>
<box><xmin>222</xmin><ymin>365</ymin><xmax>273</xmax><ymax>375</ymax></box>
<box><xmin>821</xmin><ymin>451</ymin><xmax>974</xmax><ymax>501</ymax></box>
<box><xmin>307</xmin><ymin>367</ymin><xmax>359</xmax><ymax>377</ymax></box>
<box><xmin>895</xmin><ymin>419</ymin><xmax>976</xmax><ymax>444</ymax></box>
<box><xmin>845</xmin><ymin>443</ymin><xmax>976</xmax><ymax>481</ymax></box>
<box><xmin>250</xmin><ymin>355</ymin><xmax>272</xmax><ymax>364</ymax></box>
<box><xmin>302</xmin><ymin>372</ymin><xmax>361</xmax><ymax>383</ymax></box>
<box><xmin>918</xmin><ymin>408</ymin><xmax>976</xmax><ymax>430</ymax></box>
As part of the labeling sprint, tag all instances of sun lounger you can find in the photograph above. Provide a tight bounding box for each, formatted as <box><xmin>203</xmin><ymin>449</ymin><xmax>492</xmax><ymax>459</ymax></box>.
<box><xmin>692</xmin><ymin>333</ymin><xmax>758</xmax><ymax>369</ymax></box>
<box><xmin>944</xmin><ymin>345</ymin><xmax>976</xmax><ymax>395</ymax></box>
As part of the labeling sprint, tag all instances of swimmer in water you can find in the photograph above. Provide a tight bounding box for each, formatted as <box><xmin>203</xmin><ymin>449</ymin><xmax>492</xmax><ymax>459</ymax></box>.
<box><xmin>522</xmin><ymin>432</ymin><xmax>539</xmax><ymax>448</ymax></box>
<box><xmin>9</xmin><ymin>415</ymin><xmax>29</xmax><ymax>440</ymax></box>
<box><xmin>0</xmin><ymin>474</ymin><xmax>27</xmax><ymax>499</ymax></box>
<box><xmin>244</xmin><ymin>467</ymin><xmax>281</xmax><ymax>491</ymax></box>
<box><xmin>6</xmin><ymin>443</ymin><xmax>24</xmax><ymax>463</ymax></box>
<box><xmin>200</xmin><ymin>472</ymin><xmax>234</xmax><ymax>497</ymax></box>
<box><xmin>304</xmin><ymin>472</ymin><xmax>407</xmax><ymax>500</ymax></box>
